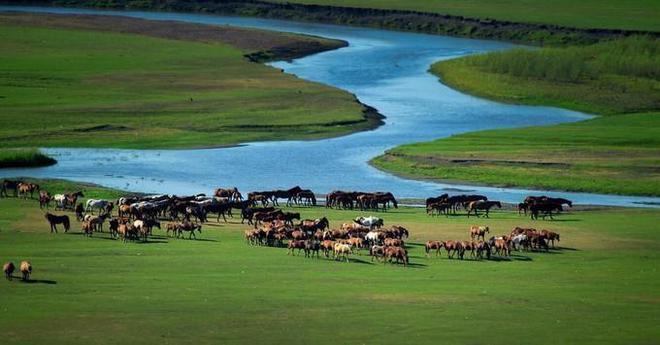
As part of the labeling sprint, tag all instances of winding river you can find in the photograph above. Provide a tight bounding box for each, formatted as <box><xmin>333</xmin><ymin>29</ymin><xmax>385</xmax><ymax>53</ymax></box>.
<box><xmin>2</xmin><ymin>6</ymin><xmax>658</xmax><ymax>207</ymax></box>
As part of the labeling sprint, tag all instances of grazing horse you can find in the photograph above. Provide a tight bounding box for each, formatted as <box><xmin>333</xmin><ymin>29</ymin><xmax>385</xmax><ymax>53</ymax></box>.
<box><xmin>17</xmin><ymin>182</ymin><xmax>39</xmax><ymax>199</ymax></box>
<box><xmin>295</xmin><ymin>190</ymin><xmax>317</xmax><ymax>206</ymax></box>
<box><xmin>287</xmin><ymin>240</ymin><xmax>306</xmax><ymax>256</ymax></box>
<box><xmin>467</xmin><ymin>200</ymin><xmax>502</xmax><ymax>218</ymax></box>
<box><xmin>517</xmin><ymin>203</ymin><xmax>528</xmax><ymax>215</ymax></box>
<box><xmin>39</xmin><ymin>190</ymin><xmax>52</xmax><ymax>209</ymax></box>
<box><xmin>369</xmin><ymin>245</ymin><xmax>386</xmax><ymax>262</ymax></box>
<box><xmin>425</xmin><ymin>240</ymin><xmax>443</xmax><ymax>257</ymax></box>
<box><xmin>475</xmin><ymin>241</ymin><xmax>491</xmax><ymax>260</ymax></box>
<box><xmin>45</xmin><ymin>213</ymin><xmax>70</xmax><ymax>233</ymax></box>
<box><xmin>540</xmin><ymin>230</ymin><xmax>561</xmax><ymax>248</ymax></box>
<box><xmin>384</xmin><ymin>246</ymin><xmax>409</xmax><ymax>266</ymax></box>
<box><xmin>469</xmin><ymin>226</ymin><xmax>489</xmax><ymax>241</ymax></box>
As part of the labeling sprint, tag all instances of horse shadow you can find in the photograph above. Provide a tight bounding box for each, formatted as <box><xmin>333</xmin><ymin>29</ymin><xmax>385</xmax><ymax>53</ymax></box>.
<box><xmin>347</xmin><ymin>258</ymin><xmax>374</xmax><ymax>265</ymax></box>
<box><xmin>16</xmin><ymin>278</ymin><xmax>57</xmax><ymax>285</ymax></box>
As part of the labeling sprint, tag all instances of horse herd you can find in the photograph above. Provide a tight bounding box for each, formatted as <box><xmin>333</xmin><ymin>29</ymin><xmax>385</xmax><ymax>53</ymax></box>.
<box><xmin>245</xmin><ymin>214</ymin><xmax>412</xmax><ymax>265</ymax></box>
<box><xmin>425</xmin><ymin>193</ymin><xmax>572</xmax><ymax>219</ymax></box>
<box><xmin>2</xmin><ymin>179</ymin><xmax>567</xmax><ymax>270</ymax></box>
<box><xmin>424</xmin><ymin>226</ymin><xmax>561</xmax><ymax>260</ymax></box>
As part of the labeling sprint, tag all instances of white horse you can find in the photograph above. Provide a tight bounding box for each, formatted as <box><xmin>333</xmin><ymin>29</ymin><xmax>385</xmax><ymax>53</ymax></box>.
<box><xmin>86</xmin><ymin>199</ymin><xmax>111</xmax><ymax>214</ymax></box>
<box><xmin>53</xmin><ymin>194</ymin><xmax>67</xmax><ymax>210</ymax></box>
<box><xmin>511</xmin><ymin>234</ymin><xmax>529</xmax><ymax>251</ymax></box>
<box><xmin>354</xmin><ymin>216</ymin><xmax>384</xmax><ymax>230</ymax></box>
<box><xmin>365</xmin><ymin>231</ymin><xmax>382</xmax><ymax>245</ymax></box>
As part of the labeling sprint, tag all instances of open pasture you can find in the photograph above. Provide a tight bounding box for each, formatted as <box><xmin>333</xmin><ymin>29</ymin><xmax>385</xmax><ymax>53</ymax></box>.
<box><xmin>1</xmin><ymin>180</ymin><xmax>659</xmax><ymax>344</ymax></box>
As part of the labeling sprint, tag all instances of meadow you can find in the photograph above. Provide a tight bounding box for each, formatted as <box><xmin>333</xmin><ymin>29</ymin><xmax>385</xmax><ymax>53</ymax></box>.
<box><xmin>373</xmin><ymin>35</ymin><xmax>660</xmax><ymax>196</ymax></box>
<box><xmin>0</xmin><ymin>13</ymin><xmax>374</xmax><ymax>150</ymax></box>
<box><xmin>0</xmin><ymin>179</ymin><xmax>659</xmax><ymax>344</ymax></box>
<box><xmin>266</xmin><ymin>0</ymin><xmax>660</xmax><ymax>32</ymax></box>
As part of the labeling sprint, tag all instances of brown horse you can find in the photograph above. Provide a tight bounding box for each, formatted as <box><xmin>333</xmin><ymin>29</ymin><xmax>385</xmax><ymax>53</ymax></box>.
<box><xmin>18</xmin><ymin>182</ymin><xmax>39</xmax><ymax>199</ymax></box>
<box><xmin>467</xmin><ymin>201</ymin><xmax>502</xmax><ymax>218</ymax></box>
<box><xmin>215</xmin><ymin>187</ymin><xmax>242</xmax><ymax>201</ymax></box>
<box><xmin>469</xmin><ymin>226</ymin><xmax>490</xmax><ymax>241</ymax></box>
<box><xmin>425</xmin><ymin>240</ymin><xmax>443</xmax><ymax>257</ymax></box>
<box><xmin>39</xmin><ymin>190</ymin><xmax>52</xmax><ymax>209</ymax></box>
<box><xmin>45</xmin><ymin>213</ymin><xmax>70</xmax><ymax>233</ymax></box>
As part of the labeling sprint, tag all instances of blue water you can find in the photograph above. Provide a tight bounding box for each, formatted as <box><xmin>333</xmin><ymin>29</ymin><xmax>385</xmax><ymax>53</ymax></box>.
<box><xmin>1</xmin><ymin>6</ymin><xmax>658</xmax><ymax>208</ymax></box>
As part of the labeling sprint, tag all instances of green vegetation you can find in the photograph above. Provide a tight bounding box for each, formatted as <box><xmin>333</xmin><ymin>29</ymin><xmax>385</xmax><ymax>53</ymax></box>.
<box><xmin>266</xmin><ymin>0</ymin><xmax>660</xmax><ymax>32</ymax></box>
<box><xmin>373</xmin><ymin>113</ymin><xmax>660</xmax><ymax>196</ymax></box>
<box><xmin>432</xmin><ymin>36</ymin><xmax>660</xmax><ymax>115</ymax></box>
<box><xmin>1</xmin><ymin>179</ymin><xmax>659</xmax><ymax>344</ymax></box>
<box><xmin>0</xmin><ymin>14</ymin><xmax>375</xmax><ymax>149</ymax></box>
<box><xmin>374</xmin><ymin>36</ymin><xmax>660</xmax><ymax>196</ymax></box>
<box><xmin>0</xmin><ymin>148</ymin><xmax>56</xmax><ymax>168</ymax></box>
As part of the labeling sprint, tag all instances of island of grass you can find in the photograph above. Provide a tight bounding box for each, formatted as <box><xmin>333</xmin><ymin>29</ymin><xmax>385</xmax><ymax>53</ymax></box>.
<box><xmin>373</xmin><ymin>36</ymin><xmax>660</xmax><ymax>197</ymax></box>
<box><xmin>0</xmin><ymin>148</ymin><xmax>57</xmax><ymax>168</ymax></box>
<box><xmin>1</xmin><ymin>178</ymin><xmax>659</xmax><ymax>344</ymax></box>
<box><xmin>0</xmin><ymin>13</ymin><xmax>382</xmax><ymax>150</ymax></box>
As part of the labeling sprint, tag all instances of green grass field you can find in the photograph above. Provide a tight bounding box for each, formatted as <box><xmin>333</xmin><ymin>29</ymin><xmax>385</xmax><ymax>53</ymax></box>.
<box><xmin>0</xmin><ymin>180</ymin><xmax>659</xmax><ymax>344</ymax></box>
<box><xmin>0</xmin><ymin>148</ymin><xmax>56</xmax><ymax>168</ymax></box>
<box><xmin>267</xmin><ymin>0</ymin><xmax>660</xmax><ymax>32</ymax></box>
<box><xmin>373</xmin><ymin>36</ymin><xmax>660</xmax><ymax>196</ymax></box>
<box><xmin>373</xmin><ymin>113</ymin><xmax>660</xmax><ymax>196</ymax></box>
<box><xmin>0</xmin><ymin>14</ymin><xmax>372</xmax><ymax>149</ymax></box>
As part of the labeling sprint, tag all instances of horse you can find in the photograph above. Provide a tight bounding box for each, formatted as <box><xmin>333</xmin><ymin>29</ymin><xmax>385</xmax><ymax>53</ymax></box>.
<box><xmin>287</xmin><ymin>240</ymin><xmax>306</xmax><ymax>256</ymax></box>
<box><xmin>517</xmin><ymin>202</ymin><xmax>528</xmax><ymax>215</ymax></box>
<box><xmin>425</xmin><ymin>194</ymin><xmax>448</xmax><ymax>207</ymax></box>
<box><xmin>427</xmin><ymin>202</ymin><xmax>451</xmax><ymax>216</ymax></box>
<box><xmin>295</xmin><ymin>190</ymin><xmax>317</xmax><ymax>206</ymax></box>
<box><xmin>333</xmin><ymin>243</ymin><xmax>353</xmax><ymax>262</ymax></box>
<box><xmin>540</xmin><ymin>230</ymin><xmax>561</xmax><ymax>248</ymax></box>
<box><xmin>475</xmin><ymin>241</ymin><xmax>491</xmax><ymax>260</ymax></box>
<box><xmin>1</xmin><ymin>179</ymin><xmax>21</xmax><ymax>197</ymax></box>
<box><xmin>369</xmin><ymin>245</ymin><xmax>386</xmax><ymax>262</ymax></box>
<box><xmin>530</xmin><ymin>203</ymin><xmax>563</xmax><ymax>220</ymax></box>
<box><xmin>467</xmin><ymin>200</ymin><xmax>501</xmax><ymax>218</ymax></box>
<box><xmin>17</xmin><ymin>182</ymin><xmax>39</xmax><ymax>199</ymax></box>
<box><xmin>469</xmin><ymin>226</ymin><xmax>489</xmax><ymax>241</ymax></box>
<box><xmin>39</xmin><ymin>190</ymin><xmax>52</xmax><ymax>209</ymax></box>
<box><xmin>215</xmin><ymin>187</ymin><xmax>242</xmax><ymax>202</ymax></box>
<box><xmin>176</xmin><ymin>221</ymin><xmax>202</xmax><ymax>240</ymax></box>
<box><xmin>45</xmin><ymin>213</ymin><xmax>70</xmax><ymax>233</ymax></box>
<box><xmin>85</xmin><ymin>199</ymin><xmax>113</xmax><ymax>215</ymax></box>
<box><xmin>384</xmin><ymin>246</ymin><xmax>408</xmax><ymax>266</ymax></box>
<box><xmin>299</xmin><ymin>217</ymin><xmax>329</xmax><ymax>234</ymax></box>
<box><xmin>354</xmin><ymin>216</ymin><xmax>384</xmax><ymax>230</ymax></box>
<box><xmin>425</xmin><ymin>241</ymin><xmax>443</xmax><ymax>257</ymax></box>
<box><xmin>304</xmin><ymin>240</ymin><xmax>321</xmax><ymax>258</ymax></box>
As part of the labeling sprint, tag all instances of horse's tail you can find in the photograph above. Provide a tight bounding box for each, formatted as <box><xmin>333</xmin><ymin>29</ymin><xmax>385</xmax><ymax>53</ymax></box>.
<box><xmin>311</xmin><ymin>194</ymin><xmax>317</xmax><ymax>206</ymax></box>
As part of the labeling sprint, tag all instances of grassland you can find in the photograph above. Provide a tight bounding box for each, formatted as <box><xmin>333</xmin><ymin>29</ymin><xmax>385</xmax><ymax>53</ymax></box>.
<box><xmin>0</xmin><ymin>179</ymin><xmax>659</xmax><ymax>344</ymax></box>
<box><xmin>0</xmin><ymin>13</ymin><xmax>377</xmax><ymax>150</ymax></box>
<box><xmin>373</xmin><ymin>36</ymin><xmax>660</xmax><ymax>196</ymax></box>
<box><xmin>266</xmin><ymin>0</ymin><xmax>660</xmax><ymax>32</ymax></box>
<box><xmin>0</xmin><ymin>148</ymin><xmax>56</xmax><ymax>168</ymax></box>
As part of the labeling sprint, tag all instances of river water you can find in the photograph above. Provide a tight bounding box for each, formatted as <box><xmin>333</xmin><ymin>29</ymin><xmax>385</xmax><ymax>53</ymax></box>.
<box><xmin>1</xmin><ymin>6</ymin><xmax>658</xmax><ymax>207</ymax></box>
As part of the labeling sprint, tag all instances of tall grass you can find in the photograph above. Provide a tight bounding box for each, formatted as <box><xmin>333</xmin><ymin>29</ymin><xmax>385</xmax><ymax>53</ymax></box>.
<box><xmin>464</xmin><ymin>36</ymin><xmax>660</xmax><ymax>83</ymax></box>
<box><xmin>0</xmin><ymin>148</ymin><xmax>57</xmax><ymax>168</ymax></box>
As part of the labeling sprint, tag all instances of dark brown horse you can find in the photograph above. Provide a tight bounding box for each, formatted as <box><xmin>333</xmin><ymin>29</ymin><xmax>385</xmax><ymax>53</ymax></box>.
<box><xmin>1</xmin><ymin>179</ymin><xmax>21</xmax><ymax>197</ymax></box>
<box><xmin>45</xmin><ymin>213</ymin><xmax>70</xmax><ymax>233</ymax></box>
<box><xmin>467</xmin><ymin>201</ymin><xmax>501</xmax><ymax>218</ymax></box>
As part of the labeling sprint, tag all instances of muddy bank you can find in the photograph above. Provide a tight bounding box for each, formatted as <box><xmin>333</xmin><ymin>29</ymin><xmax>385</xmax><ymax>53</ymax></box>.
<box><xmin>5</xmin><ymin>0</ymin><xmax>659</xmax><ymax>45</ymax></box>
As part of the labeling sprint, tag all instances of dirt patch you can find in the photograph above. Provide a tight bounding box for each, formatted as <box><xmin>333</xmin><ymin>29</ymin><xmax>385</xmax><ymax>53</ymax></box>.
<box><xmin>386</xmin><ymin>152</ymin><xmax>572</xmax><ymax>168</ymax></box>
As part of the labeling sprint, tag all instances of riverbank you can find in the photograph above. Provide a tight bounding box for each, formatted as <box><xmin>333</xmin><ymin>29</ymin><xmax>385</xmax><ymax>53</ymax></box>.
<box><xmin>1</xmin><ymin>178</ymin><xmax>659</xmax><ymax>344</ymax></box>
<box><xmin>5</xmin><ymin>1</ymin><xmax>659</xmax><ymax>45</ymax></box>
<box><xmin>0</xmin><ymin>12</ymin><xmax>380</xmax><ymax>149</ymax></box>
<box><xmin>0</xmin><ymin>149</ymin><xmax>56</xmax><ymax>168</ymax></box>
<box><xmin>373</xmin><ymin>37</ymin><xmax>660</xmax><ymax>197</ymax></box>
